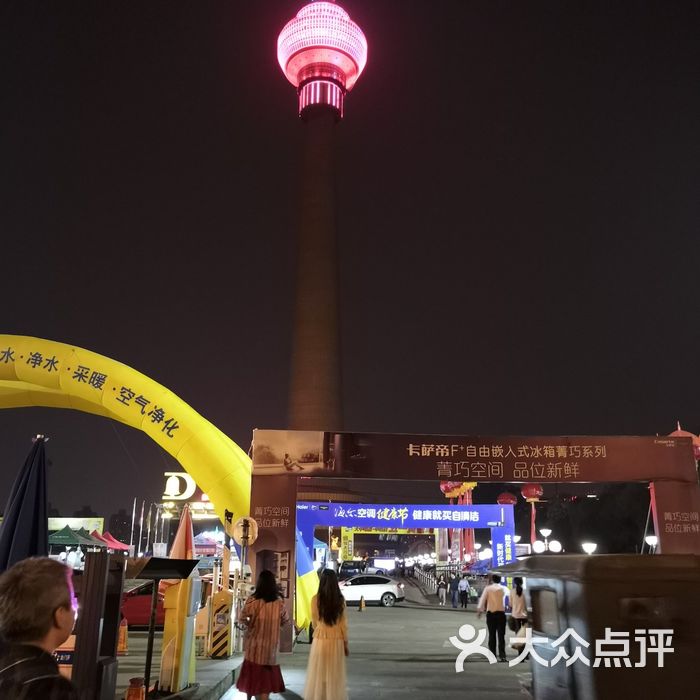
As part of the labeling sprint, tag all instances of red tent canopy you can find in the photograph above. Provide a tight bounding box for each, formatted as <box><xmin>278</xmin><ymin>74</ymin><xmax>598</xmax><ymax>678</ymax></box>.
<box><xmin>100</xmin><ymin>531</ymin><xmax>130</xmax><ymax>551</ymax></box>
<box><xmin>90</xmin><ymin>530</ymin><xmax>110</xmax><ymax>545</ymax></box>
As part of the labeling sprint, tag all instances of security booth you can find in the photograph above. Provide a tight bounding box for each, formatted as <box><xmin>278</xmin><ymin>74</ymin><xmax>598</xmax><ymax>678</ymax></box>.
<box><xmin>496</xmin><ymin>555</ymin><xmax>700</xmax><ymax>700</ymax></box>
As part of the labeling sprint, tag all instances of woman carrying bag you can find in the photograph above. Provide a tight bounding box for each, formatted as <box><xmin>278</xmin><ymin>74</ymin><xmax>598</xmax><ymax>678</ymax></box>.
<box><xmin>236</xmin><ymin>570</ymin><xmax>289</xmax><ymax>700</ymax></box>
<box><xmin>304</xmin><ymin>569</ymin><xmax>349</xmax><ymax>700</ymax></box>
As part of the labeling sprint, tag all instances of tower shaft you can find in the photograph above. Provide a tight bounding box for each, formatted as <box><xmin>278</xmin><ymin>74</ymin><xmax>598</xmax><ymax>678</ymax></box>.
<box><xmin>288</xmin><ymin>109</ymin><xmax>342</xmax><ymax>431</ymax></box>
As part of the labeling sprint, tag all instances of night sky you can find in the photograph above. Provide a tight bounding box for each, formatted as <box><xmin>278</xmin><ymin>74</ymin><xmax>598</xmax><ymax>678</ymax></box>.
<box><xmin>1</xmin><ymin>1</ymin><xmax>698</xmax><ymax>518</ymax></box>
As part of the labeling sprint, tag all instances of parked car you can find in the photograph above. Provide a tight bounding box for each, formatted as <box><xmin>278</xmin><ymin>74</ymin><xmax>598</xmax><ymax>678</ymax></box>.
<box><xmin>339</xmin><ymin>575</ymin><xmax>405</xmax><ymax>607</ymax></box>
<box><xmin>121</xmin><ymin>580</ymin><xmax>165</xmax><ymax>627</ymax></box>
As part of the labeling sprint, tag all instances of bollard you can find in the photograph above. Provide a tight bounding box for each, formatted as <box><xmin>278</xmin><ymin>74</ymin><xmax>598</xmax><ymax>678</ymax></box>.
<box><xmin>358</xmin><ymin>595</ymin><xmax>365</xmax><ymax>612</ymax></box>
<box><xmin>117</xmin><ymin>618</ymin><xmax>129</xmax><ymax>656</ymax></box>
<box><xmin>209</xmin><ymin>588</ymin><xmax>234</xmax><ymax>658</ymax></box>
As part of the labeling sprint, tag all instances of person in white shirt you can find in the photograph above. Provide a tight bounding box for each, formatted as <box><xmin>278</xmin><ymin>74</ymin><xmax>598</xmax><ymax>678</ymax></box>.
<box><xmin>457</xmin><ymin>575</ymin><xmax>470</xmax><ymax>608</ymax></box>
<box><xmin>477</xmin><ymin>574</ymin><xmax>507</xmax><ymax>661</ymax></box>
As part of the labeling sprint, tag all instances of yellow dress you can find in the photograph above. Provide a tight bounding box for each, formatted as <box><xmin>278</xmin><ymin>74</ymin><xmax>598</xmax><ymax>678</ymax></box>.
<box><xmin>303</xmin><ymin>595</ymin><xmax>348</xmax><ymax>700</ymax></box>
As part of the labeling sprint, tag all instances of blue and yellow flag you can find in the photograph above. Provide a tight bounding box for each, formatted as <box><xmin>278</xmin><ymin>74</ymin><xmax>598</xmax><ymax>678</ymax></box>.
<box><xmin>295</xmin><ymin>528</ymin><xmax>318</xmax><ymax>629</ymax></box>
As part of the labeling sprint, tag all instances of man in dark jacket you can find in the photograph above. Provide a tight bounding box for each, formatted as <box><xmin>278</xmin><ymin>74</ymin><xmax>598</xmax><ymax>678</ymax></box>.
<box><xmin>0</xmin><ymin>557</ymin><xmax>78</xmax><ymax>699</ymax></box>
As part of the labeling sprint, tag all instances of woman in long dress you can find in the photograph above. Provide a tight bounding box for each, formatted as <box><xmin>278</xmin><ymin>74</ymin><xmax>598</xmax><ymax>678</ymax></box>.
<box><xmin>304</xmin><ymin>569</ymin><xmax>349</xmax><ymax>700</ymax></box>
<box><xmin>236</xmin><ymin>570</ymin><xmax>289</xmax><ymax>700</ymax></box>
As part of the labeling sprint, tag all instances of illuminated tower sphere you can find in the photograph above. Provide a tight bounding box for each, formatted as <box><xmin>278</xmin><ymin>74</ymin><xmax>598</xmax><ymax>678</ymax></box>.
<box><xmin>277</xmin><ymin>1</ymin><xmax>367</xmax><ymax>431</ymax></box>
<box><xmin>278</xmin><ymin>0</ymin><xmax>368</xmax><ymax>120</ymax></box>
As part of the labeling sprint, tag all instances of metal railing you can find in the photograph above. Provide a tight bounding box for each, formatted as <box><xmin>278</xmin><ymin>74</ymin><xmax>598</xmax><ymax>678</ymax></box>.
<box><xmin>414</xmin><ymin>565</ymin><xmax>438</xmax><ymax>593</ymax></box>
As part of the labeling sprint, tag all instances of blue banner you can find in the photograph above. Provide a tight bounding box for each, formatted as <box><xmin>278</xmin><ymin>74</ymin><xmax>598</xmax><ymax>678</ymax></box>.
<box><xmin>296</xmin><ymin>501</ymin><xmax>515</xmax><ymax>568</ymax></box>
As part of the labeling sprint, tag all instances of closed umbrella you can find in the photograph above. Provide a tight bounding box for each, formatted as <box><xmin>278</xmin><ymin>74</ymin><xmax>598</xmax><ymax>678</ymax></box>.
<box><xmin>0</xmin><ymin>436</ymin><xmax>48</xmax><ymax>572</ymax></box>
<box><xmin>169</xmin><ymin>504</ymin><xmax>194</xmax><ymax>560</ymax></box>
<box><xmin>160</xmin><ymin>504</ymin><xmax>195</xmax><ymax>592</ymax></box>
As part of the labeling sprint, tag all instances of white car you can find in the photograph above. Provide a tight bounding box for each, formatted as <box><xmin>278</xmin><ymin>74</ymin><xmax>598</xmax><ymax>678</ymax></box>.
<box><xmin>339</xmin><ymin>574</ymin><xmax>405</xmax><ymax>607</ymax></box>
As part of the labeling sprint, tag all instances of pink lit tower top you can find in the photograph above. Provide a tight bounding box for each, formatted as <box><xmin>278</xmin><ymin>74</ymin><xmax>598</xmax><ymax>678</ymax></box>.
<box><xmin>277</xmin><ymin>1</ymin><xmax>367</xmax><ymax>432</ymax></box>
<box><xmin>278</xmin><ymin>0</ymin><xmax>368</xmax><ymax>120</ymax></box>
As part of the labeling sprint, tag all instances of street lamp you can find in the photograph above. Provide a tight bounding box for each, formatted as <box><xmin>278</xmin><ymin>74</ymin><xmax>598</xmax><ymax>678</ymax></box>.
<box><xmin>581</xmin><ymin>542</ymin><xmax>597</xmax><ymax>555</ymax></box>
<box><xmin>645</xmin><ymin>535</ymin><xmax>658</xmax><ymax>554</ymax></box>
<box><xmin>513</xmin><ymin>535</ymin><xmax>522</xmax><ymax>544</ymax></box>
<box><xmin>479</xmin><ymin>547</ymin><xmax>493</xmax><ymax>561</ymax></box>
<box><xmin>533</xmin><ymin>531</ymin><xmax>560</xmax><ymax>554</ymax></box>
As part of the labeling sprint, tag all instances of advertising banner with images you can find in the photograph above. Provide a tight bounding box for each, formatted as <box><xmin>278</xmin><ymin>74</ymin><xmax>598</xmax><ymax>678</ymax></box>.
<box><xmin>650</xmin><ymin>480</ymin><xmax>700</xmax><ymax>554</ymax></box>
<box><xmin>249</xmin><ymin>474</ymin><xmax>297</xmax><ymax>652</ymax></box>
<box><xmin>253</xmin><ymin>429</ymin><xmax>698</xmax><ymax>484</ymax></box>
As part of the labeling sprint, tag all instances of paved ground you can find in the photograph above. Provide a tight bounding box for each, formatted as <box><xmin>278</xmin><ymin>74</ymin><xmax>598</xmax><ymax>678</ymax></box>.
<box><xmin>115</xmin><ymin>631</ymin><xmax>243</xmax><ymax>699</ymax></box>
<box><xmin>222</xmin><ymin>601</ymin><xmax>530</xmax><ymax>700</ymax></box>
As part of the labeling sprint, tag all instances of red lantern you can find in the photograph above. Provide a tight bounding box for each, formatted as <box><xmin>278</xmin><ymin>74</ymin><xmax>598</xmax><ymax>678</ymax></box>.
<box><xmin>521</xmin><ymin>484</ymin><xmax>543</xmax><ymax>545</ymax></box>
<box><xmin>521</xmin><ymin>483</ymin><xmax>543</xmax><ymax>503</ymax></box>
<box><xmin>497</xmin><ymin>492</ymin><xmax>518</xmax><ymax>506</ymax></box>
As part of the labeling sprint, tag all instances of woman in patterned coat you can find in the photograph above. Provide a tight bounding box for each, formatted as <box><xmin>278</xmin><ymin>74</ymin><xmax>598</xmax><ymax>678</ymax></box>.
<box><xmin>236</xmin><ymin>570</ymin><xmax>289</xmax><ymax>700</ymax></box>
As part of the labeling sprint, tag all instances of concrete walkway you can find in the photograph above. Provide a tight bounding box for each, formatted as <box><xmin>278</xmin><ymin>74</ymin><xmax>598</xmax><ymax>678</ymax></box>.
<box><xmin>223</xmin><ymin>603</ymin><xmax>529</xmax><ymax>700</ymax></box>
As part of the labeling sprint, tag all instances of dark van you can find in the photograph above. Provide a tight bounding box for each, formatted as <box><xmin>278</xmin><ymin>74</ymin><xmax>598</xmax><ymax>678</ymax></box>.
<box><xmin>338</xmin><ymin>560</ymin><xmax>366</xmax><ymax>580</ymax></box>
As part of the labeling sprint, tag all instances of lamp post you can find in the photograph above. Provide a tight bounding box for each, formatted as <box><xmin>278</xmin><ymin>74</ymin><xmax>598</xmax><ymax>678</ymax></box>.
<box><xmin>539</xmin><ymin>527</ymin><xmax>552</xmax><ymax>547</ymax></box>
<box><xmin>533</xmin><ymin>529</ymin><xmax>561</xmax><ymax>554</ymax></box>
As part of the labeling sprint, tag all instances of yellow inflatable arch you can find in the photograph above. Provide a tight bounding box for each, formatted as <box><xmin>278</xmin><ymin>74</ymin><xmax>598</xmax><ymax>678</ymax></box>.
<box><xmin>0</xmin><ymin>335</ymin><xmax>251</xmax><ymax>522</ymax></box>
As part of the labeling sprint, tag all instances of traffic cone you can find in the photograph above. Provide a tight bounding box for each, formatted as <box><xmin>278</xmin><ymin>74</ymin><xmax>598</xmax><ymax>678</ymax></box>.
<box><xmin>358</xmin><ymin>596</ymin><xmax>365</xmax><ymax>612</ymax></box>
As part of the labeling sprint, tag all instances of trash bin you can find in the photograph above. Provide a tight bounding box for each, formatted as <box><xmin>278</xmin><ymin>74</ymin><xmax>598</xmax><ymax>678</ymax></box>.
<box><xmin>496</xmin><ymin>554</ymin><xmax>700</xmax><ymax>700</ymax></box>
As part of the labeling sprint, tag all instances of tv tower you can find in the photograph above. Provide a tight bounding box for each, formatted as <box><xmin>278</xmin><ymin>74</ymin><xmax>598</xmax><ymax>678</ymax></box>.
<box><xmin>278</xmin><ymin>1</ymin><xmax>368</xmax><ymax>431</ymax></box>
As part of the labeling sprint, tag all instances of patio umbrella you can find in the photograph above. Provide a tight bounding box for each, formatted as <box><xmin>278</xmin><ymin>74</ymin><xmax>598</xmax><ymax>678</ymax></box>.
<box><xmin>0</xmin><ymin>437</ymin><xmax>48</xmax><ymax>572</ymax></box>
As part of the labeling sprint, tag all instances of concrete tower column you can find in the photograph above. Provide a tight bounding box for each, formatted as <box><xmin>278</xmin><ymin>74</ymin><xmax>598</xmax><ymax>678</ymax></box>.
<box><xmin>289</xmin><ymin>108</ymin><xmax>342</xmax><ymax>430</ymax></box>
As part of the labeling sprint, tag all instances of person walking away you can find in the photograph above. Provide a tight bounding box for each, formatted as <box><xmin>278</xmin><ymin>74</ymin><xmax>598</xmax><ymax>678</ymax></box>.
<box><xmin>458</xmin><ymin>574</ymin><xmax>470</xmax><ymax>608</ymax></box>
<box><xmin>509</xmin><ymin>577</ymin><xmax>528</xmax><ymax>632</ymax></box>
<box><xmin>304</xmin><ymin>569</ymin><xmax>349</xmax><ymax>700</ymax></box>
<box><xmin>437</xmin><ymin>575</ymin><xmax>448</xmax><ymax>606</ymax></box>
<box><xmin>0</xmin><ymin>557</ymin><xmax>78</xmax><ymax>699</ymax></box>
<box><xmin>477</xmin><ymin>574</ymin><xmax>507</xmax><ymax>662</ymax></box>
<box><xmin>449</xmin><ymin>574</ymin><xmax>460</xmax><ymax>608</ymax></box>
<box><xmin>236</xmin><ymin>570</ymin><xmax>289</xmax><ymax>700</ymax></box>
